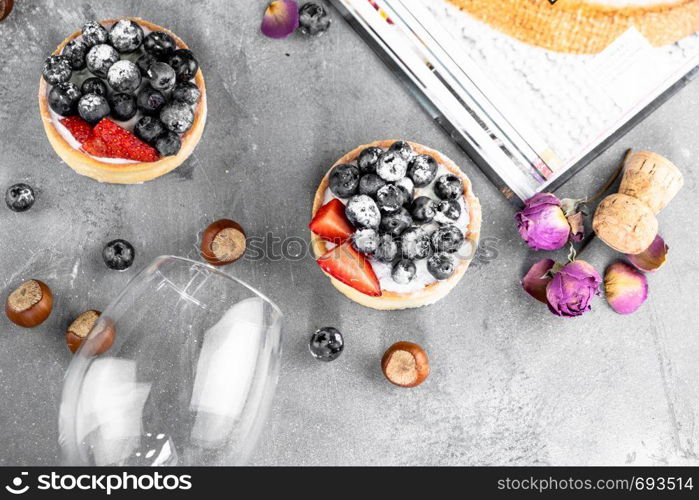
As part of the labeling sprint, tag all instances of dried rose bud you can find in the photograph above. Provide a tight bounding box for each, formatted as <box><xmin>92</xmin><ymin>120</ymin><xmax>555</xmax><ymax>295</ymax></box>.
<box><xmin>604</xmin><ymin>261</ymin><xmax>648</xmax><ymax>315</ymax></box>
<box><xmin>545</xmin><ymin>260</ymin><xmax>601</xmax><ymax>317</ymax></box>
<box><xmin>261</xmin><ymin>0</ymin><xmax>300</xmax><ymax>39</ymax></box>
<box><xmin>626</xmin><ymin>235</ymin><xmax>668</xmax><ymax>273</ymax></box>
<box><xmin>515</xmin><ymin>193</ymin><xmax>571</xmax><ymax>251</ymax></box>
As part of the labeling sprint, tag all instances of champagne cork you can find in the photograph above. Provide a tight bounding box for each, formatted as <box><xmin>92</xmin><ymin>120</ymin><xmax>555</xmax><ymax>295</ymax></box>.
<box><xmin>592</xmin><ymin>193</ymin><xmax>658</xmax><ymax>255</ymax></box>
<box><xmin>619</xmin><ymin>151</ymin><xmax>684</xmax><ymax>214</ymax></box>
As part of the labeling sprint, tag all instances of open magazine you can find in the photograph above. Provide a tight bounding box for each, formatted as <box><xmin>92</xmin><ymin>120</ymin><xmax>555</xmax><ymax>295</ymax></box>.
<box><xmin>330</xmin><ymin>0</ymin><xmax>699</xmax><ymax>202</ymax></box>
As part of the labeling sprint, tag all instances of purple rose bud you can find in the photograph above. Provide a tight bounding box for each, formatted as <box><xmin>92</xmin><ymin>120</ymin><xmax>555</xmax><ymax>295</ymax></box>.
<box><xmin>604</xmin><ymin>261</ymin><xmax>648</xmax><ymax>315</ymax></box>
<box><xmin>261</xmin><ymin>0</ymin><xmax>300</xmax><ymax>39</ymax></box>
<box><xmin>626</xmin><ymin>235</ymin><xmax>668</xmax><ymax>273</ymax></box>
<box><xmin>515</xmin><ymin>193</ymin><xmax>571</xmax><ymax>251</ymax></box>
<box><xmin>545</xmin><ymin>260</ymin><xmax>602</xmax><ymax>317</ymax></box>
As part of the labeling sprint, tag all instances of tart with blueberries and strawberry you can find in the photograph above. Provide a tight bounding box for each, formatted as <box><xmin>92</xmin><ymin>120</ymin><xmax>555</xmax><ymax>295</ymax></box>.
<box><xmin>310</xmin><ymin>140</ymin><xmax>481</xmax><ymax>310</ymax></box>
<box><xmin>38</xmin><ymin>18</ymin><xmax>206</xmax><ymax>184</ymax></box>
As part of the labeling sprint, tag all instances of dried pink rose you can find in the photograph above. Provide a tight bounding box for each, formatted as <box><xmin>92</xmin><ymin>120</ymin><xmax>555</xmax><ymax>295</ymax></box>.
<box><xmin>604</xmin><ymin>261</ymin><xmax>648</xmax><ymax>315</ymax></box>
<box><xmin>261</xmin><ymin>0</ymin><xmax>300</xmax><ymax>39</ymax></box>
<box><xmin>626</xmin><ymin>235</ymin><xmax>668</xmax><ymax>273</ymax></box>
<box><xmin>515</xmin><ymin>193</ymin><xmax>571</xmax><ymax>251</ymax></box>
<box><xmin>545</xmin><ymin>260</ymin><xmax>602</xmax><ymax>317</ymax></box>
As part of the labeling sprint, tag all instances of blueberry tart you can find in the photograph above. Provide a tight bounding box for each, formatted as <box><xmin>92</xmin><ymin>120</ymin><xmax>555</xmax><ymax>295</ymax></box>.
<box><xmin>310</xmin><ymin>140</ymin><xmax>481</xmax><ymax>310</ymax></box>
<box><xmin>38</xmin><ymin>18</ymin><xmax>207</xmax><ymax>184</ymax></box>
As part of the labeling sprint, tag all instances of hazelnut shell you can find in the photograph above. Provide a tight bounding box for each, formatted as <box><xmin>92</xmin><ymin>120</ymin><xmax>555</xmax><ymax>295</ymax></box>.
<box><xmin>66</xmin><ymin>310</ymin><xmax>108</xmax><ymax>354</ymax></box>
<box><xmin>381</xmin><ymin>341</ymin><xmax>430</xmax><ymax>388</ymax></box>
<box><xmin>200</xmin><ymin>219</ymin><xmax>247</xmax><ymax>266</ymax></box>
<box><xmin>5</xmin><ymin>279</ymin><xmax>53</xmax><ymax>328</ymax></box>
<box><xmin>0</xmin><ymin>0</ymin><xmax>14</xmax><ymax>22</ymax></box>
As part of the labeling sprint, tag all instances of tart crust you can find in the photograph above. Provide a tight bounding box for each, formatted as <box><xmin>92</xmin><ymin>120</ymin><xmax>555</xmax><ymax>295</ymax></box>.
<box><xmin>311</xmin><ymin>140</ymin><xmax>482</xmax><ymax>310</ymax></box>
<box><xmin>38</xmin><ymin>18</ymin><xmax>207</xmax><ymax>184</ymax></box>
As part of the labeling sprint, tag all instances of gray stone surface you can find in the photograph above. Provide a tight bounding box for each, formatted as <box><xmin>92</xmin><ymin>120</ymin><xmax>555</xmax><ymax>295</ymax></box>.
<box><xmin>0</xmin><ymin>1</ymin><xmax>698</xmax><ymax>466</ymax></box>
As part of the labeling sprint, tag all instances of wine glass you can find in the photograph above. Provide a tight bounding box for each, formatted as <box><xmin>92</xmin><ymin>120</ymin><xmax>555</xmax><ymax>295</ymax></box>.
<box><xmin>59</xmin><ymin>256</ymin><xmax>283</xmax><ymax>466</ymax></box>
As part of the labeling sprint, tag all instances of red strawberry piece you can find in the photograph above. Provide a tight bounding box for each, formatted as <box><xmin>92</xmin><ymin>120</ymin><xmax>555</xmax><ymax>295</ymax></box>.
<box><xmin>93</xmin><ymin>118</ymin><xmax>159</xmax><ymax>163</ymax></box>
<box><xmin>317</xmin><ymin>241</ymin><xmax>381</xmax><ymax>297</ymax></box>
<box><xmin>82</xmin><ymin>136</ymin><xmax>110</xmax><ymax>157</ymax></box>
<box><xmin>309</xmin><ymin>198</ymin><xmax>356</xmax><ymax>244</ymax></box>
<box><xmin>59</xmin><ymin>116</ymin><xmax>93</xmax><ymax>144</ymax></box>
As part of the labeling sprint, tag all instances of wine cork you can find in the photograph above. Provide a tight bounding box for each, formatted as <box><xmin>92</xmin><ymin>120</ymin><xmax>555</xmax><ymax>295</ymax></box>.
<box><xmin>619</xmin><ymin>151</ymin><xmax>684</xmax><ymax>214</ymax></box>
<box><xmin>592</xmin><ymin>193</ymin><xmax>658</xmax><ymax>255</ymax></box>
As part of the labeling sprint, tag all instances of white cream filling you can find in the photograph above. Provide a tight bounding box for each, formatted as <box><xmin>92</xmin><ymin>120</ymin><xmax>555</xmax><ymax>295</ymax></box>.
<box><xmin>46</xmin><ymin>22</ymin><xmax>199</xmax><ymax>164</ymax></box>
<box><xmin>323</xmin><ymin>157</ymin><xmax>471</xmax><ymax>294</ymax></box>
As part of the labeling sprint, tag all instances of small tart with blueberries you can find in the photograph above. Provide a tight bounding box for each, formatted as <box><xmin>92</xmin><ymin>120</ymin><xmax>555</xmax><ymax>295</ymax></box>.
<box><xmin>310</xmin><ymin>140</ymin><xmax>481</xmax><ymax>310</ymax></box>
<box><xmin>38</xmin><ymin>18</ymin><xmax>207</xmax><ymax>184</ymax></box>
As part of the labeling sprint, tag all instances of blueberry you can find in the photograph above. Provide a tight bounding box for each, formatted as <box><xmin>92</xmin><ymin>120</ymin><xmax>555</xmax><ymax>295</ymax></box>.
<box><xmin>388</xmin><ymin>141</ymin><xmax>413</xmax><ymax>161</ymax></box>
<box><xmin>392</xmin><ymin>259</ymin><xmax>416</xmax><ymax>285</ymax></box>
<box><xmin>147</xmin><ymin>61</ymin><xmax>176</xmax><ymax>92</ymax></box>
<box><xmin>62</xmin><ymin>39</ymin><xmax>88</xmax><ymax>70</ymax></box>
<box><xmin>298</xmin><ymin>2</ymin><xmax>332</xmax><ymax>36</ymax></box>
<box><xmin>5</xmin><ymin>183</ymin><xmax>35</xmax><ymax>212</ymax></box>
<box><xmin>309</xmin><ymin>327</ymin><xmax>344</xmax><ymax>362</ymax></box>
<box><xmin>376</xmin><ymin>184</ymin><xmax>406</xmax><ymax>213</ymax></box>
<box><xmin>81</xmin><ymin>21</ymin><xmax>109</xmax><ymax>47</ymax></box>
<box><xmin>374</xmin><ymin>234</ymin><xmax>399</xmax><ymax>263</ymax></box>
<box><xmin>143</xmin><ymin>31</ymin><xmax>176</xmax><ymax>60</ymax></box>
<box><xmin>102</xmin><ymin>239</ymin><xmax>135</xmax><ymax>271</ymax></box>
<box><xmin>328</xmin><ymin>163</ymin><xmax>359</xmax><ymax>198</ymax></box>
<box><xmin>86</xmin><ymin>44</ymin><xmax>119</xmax><ymax>78</ymax></box>
<box><xmin>351</xmin><ymin>228</ymin><xmax>379</xmax><ymax>255</ymax></box>
<box><xmin>109</xmin><ymin>20</ymin><xmax>144</xmax><ymax>53</ymax></box>
<box><xmin>168</xmin><ymin>49</ymin><xmax>199</xmax><ymax>82</ymax></box>
<box><xmin>134</xmin><ymin>116</ymin><xmax>166</xmax><ymax>144</ymax></box>
<box><xmin>154</xmin><ymin>131</ymin><xmax>182</xmax><ymax>157</ymax></box>
<box><xmin>395</xmin><ymin>176</ymin><xmax>414</xmax><ymax>205</ymax></box>
<box><xmin>136</xmin><ymin>85</ymin><xmax>167</xmax><ymax>116</ymax></box>
<box><xmin>345</xmin><ymin>194</ymin><xmax>381</xmax><ymax>230</ymax></box>
<box><xmin>376</xmin><ymin>151</ymin><xmax>407</xmax><ymax>182</ymax></box>
<box><xmin>431</xmin><ymin>224</ymin><xmax>464</xmax><ymax>253</ymax></box>
<box><xmin>172</xmin><ymin>81</ymin><xmax>201</xmax><ymax>105</ymax></box>
<box><xmin>408</xmin><ymin>154</ymin><xmax>437</xmax><ymax>187</ymax></box>
<box><xmin>78</xmin><ymin>94</ymin><xmax>110</xmax><ymax>124</ymax></box>
<box><xmin>110</xmin><ymin>93</ymin><xmax>137</xmax><ymax>121</ymax></box>
<box><xmin>400</xmin><ymin>227</ymin><xmax>430</xmax><ymax>260</ymax></box>
<box><xmin>434</xmin><ymin>174</ymin><xmax>463</xmax><ymax>200</ymax></box>
<box><xmin>358</xmin><ymin>173</ymin><xmax>385</xmax><ymax>199</ymax></box>
<box><xmin>81</xmin><ymin>77</ymin><xmax>108</xmax><ymax>97</ymax></box>
<box><xmin>379</xmin><ymin>207</ymin><xmax>412</xmax><ymax>237</ymax></box>
<box><xmin>48</xmin><ymin>82</ymin><xmax>81</xmax><ymax>116</ymax></box>
<box><xmin>410</xmin><ymin>196</ymin><xmax>437</xmax><ymax>223</ymax></box>
<box><xmin>107</xmin><ymin>60</ymin><xmax>142</xmax><ymax>94</ymax></box>
<box><xmin>160</xmin><ymin>101</ymin><xmax>194</xmax><ymax>134</ymax></box>
<box><xmin>434</xmin><ymin>199</ymin><xmax>461</xmax><ymax>225</ymax></box>
<box><xmin>42</xmin><ymin>55</ymin><xmax>72</xmax><ymax>85</ymax></box>
<box><xmin>427</xmin><ymin>253</ymin><xmax>455</xmax><ymax>280</ymax></box>
<box><xmin>357</xmin><ymin>146</ymin><xmax>382</xmax><ymax>174</ymax></box>
<box><xmin>136</xmin><ymin>53</ymin><xmax>158</xmax><ymax>76</ymax></box>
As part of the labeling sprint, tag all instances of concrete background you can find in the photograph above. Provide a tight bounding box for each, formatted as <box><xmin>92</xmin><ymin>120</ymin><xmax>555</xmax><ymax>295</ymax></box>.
<box><xmin>0</xmin><ymin>0</ymin><xmax>697</xmax><ymax>466</ymax></box>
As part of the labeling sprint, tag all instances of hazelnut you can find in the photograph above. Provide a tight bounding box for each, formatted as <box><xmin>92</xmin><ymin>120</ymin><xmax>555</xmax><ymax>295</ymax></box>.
<box><xmin>5</xmin><ymin>279</ymin><xmax>53</xmax><ymax>327</ymax></box>
<box><xmin>200</xmin><ymin>219</ymin><xmax>247</xmax><ymax>266</ymax></box>
<box><xmin>66</xmin><ymin>310</ymin><xmax>114</xmax><ymax>355</ymax></box>
<box><xmin>0</xmin><ymin>0</ymin><xmax>14</xmax><ymax>22</ymax></box>
<box><xmin>381</xmin><ymin>341</ymin><xmax>430</xmax><ymax>388</ymax></box>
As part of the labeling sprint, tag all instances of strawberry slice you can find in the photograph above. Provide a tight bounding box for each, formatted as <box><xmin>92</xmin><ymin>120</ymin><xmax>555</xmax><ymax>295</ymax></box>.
<box><xmin>317</xmin><ymin>241</ymin><xmax>381</xmax><ymax>297</ymax></box>
<box><xmin>93</xmin><ymin>118</ymin><xmax>159</xmax><ymax>163</ymax></box>
<box><xmin>310</xmin><ymin>198</ymin><xmax>356</xmax><ymax>244</ymax></box>
<box><xmin>59</xmin><ymin>116</ymin><xmax>93</xmax><ymax>144</ymax></box>
<box><xmin>82</xmin><ymin>136</ymin><xmax>110</xmax><ymax>158</ymax></box>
